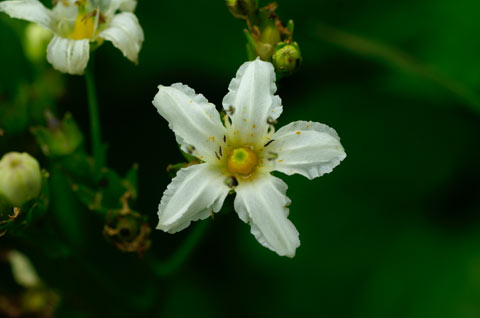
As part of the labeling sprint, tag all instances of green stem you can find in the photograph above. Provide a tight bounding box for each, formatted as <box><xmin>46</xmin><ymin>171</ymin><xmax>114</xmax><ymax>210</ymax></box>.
<box><xmin>85</xmin><ymin>60</ymin><xmax>104</xmax><ymax>176</ymax></box>
<box><xmin>147</xmin><ymin>221</ymin><xmax>209</xmax><ymax>277</ymax></box>
<box><xmin>315</xmin><ymin>23</ymin><xmax>480</xmax><ymax>114</ymax></box>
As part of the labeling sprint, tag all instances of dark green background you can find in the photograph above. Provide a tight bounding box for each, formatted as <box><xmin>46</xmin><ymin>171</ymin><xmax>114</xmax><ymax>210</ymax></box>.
<box><xmin>1</xmin><ymin>0</ymin><xmax>480</xmax><ymax>317</ymax></box>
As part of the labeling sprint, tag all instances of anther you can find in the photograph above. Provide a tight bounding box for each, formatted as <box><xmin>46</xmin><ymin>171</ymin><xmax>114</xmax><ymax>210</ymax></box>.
<box><xmin>186</xmin><ymin>145</ymin><xmax>195</xmax><ymax>155</ymax></box>
<box><xmin>267</xmin><ymin>117</ymin><xmax>278</xmax><ymax>125</ymax></box>
<box><xmin>267</xmin><ymin>151</ymin><xmax>278</xmax><ymax>161</ymax></box>
<box><xmin>224</xmin><ymin>176</ymin><xmax>239</xmax><ymax>188</ymax></box>
<box><xmin>264</xmin><ymin>140</ymin><xmax>274</xmax><ymax>147</ymax></box>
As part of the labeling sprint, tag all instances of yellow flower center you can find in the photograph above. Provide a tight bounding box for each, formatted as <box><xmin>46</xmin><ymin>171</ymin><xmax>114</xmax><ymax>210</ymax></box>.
<box><xmin>227</xmin><ymin>147</ymin><xmax>258</xmax><ymax>176</ymax></box>
<box><xmin>70</xmin><ymin>14</ymin><xmax>95</xmax><ymax>40</ymax></box>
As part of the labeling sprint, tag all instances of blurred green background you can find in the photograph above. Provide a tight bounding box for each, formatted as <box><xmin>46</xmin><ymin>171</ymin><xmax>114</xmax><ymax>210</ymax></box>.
<box><xmin>1</xmin><ymin>0</ymin><xmax>480</xmax><ymax>317</ymax></box>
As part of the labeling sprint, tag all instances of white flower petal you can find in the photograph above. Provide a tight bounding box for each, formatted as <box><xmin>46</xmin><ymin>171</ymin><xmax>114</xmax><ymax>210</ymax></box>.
<box><xmin>6</xmin><ymin>250</ymin><xmax>40</xmax><ymax>288</ymax></box>
<box><xmin>46</xmin><ymin>35</ymin><xmax>90</xmax><ymax>75</ymax></box>
<box><xmin>152</xmin><ymin>83</ymin><xmax>227</xmax><ymax>162</ymax></box>
<box><xmin>222</xmin><ymin>59</ymin><xmax>282</xmax><ymax>146</ymax></box>
<box><xmin>268</xmin><ymin>121</ymin><xmax>346</xmax><ymax>179</ymax></box>
<box><xmin>0</xmin><ymin>0</ymin><xmax>52</xmax><ymax>30</ymax></box>
<box><xmin>108</xmin><ymin>0</ymin><xmax>136</xmax><ymax>13</ymax></box>
<box><xmin>98</xmin><ymin>12</ymin><xmax>143</xmax><ymax>64</ymax></box>
<box><xmin>51</xmin><ymin>0</ymin><xmax>77</xmax><ymax>26</ymax></box>
<box><xmin>157</xmin><ymin>164</ymin><xmax>229</xmax><ymax>233</ymax></box>
<box><xmin>234</xmin><ymin>175</ymin><xmax>299</xmax><ymax>258</ymax></box>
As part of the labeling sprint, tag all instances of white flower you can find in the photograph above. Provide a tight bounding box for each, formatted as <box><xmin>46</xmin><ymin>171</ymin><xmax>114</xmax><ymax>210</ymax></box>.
<box><xmin>0</xmin><ymin>0</ymin><xmax>144</xmax><ymax>75</ymax></box>
<box><xmin>152</xmin><ymin>59</ymin><xmax>346</xmax><ymax>257</ymax></box>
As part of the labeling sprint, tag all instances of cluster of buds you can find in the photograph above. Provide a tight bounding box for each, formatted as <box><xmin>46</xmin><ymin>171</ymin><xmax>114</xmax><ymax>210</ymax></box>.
<box><xmin>227</xmin><ymin>0</ymin><xmax>302</xmax><ymax>76</ymax></box>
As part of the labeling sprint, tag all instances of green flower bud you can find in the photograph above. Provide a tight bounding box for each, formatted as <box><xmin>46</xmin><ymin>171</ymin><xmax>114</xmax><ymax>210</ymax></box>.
<box><xmin>272</xmin><ymin>42</ymin><xmax>302</xmax><ymax>76</ymax></box>
<box><xmin>0</xmin><ymin>152</ymin><xmax>42</xmax><ymax>207</ymax></box>
<box><xmin>23</xmin><ymin>23</ymin><xmax>52</xmax><ymax>64</ymax></box>
<box><xmin>31</xmin><ymin>112</ymin><xmax>83</xmax><ymax>158</ymax></box>
<box><xmin>254</xmin><ymin>24</ymin><xmax>282</xmax><ymax>61</ymax></box>
<box><xmin>226</xmin><ymin>0</ymin><xmax>257</xmax><ymax>20</ymax></box>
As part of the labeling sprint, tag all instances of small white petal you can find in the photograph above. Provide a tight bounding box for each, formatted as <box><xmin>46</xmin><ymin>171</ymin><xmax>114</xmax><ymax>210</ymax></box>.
<box><xmin>152</xmin><ymin>83</ymin><xmax>227</xmax><ymax>162</ymax></box>
<box><xmin>222</xmin><ymin>59</ymin><xmax>282</xmax><ymax>146</ymax></box>
<box><xmin>98</xmin><ymin>12</ymin><xmax>144</xmax><ymax>64</ymax></box>
<box><xmin>0</xmin><ymin>0</ymin><xmax>52</xmax><ymax>30</ymax></box>
<box><xmin>109</xmin><ymin>0</ymin><xmax>137</xmax><ymax>12</ymax></box>
<box><xmin>157</xmin><ymin>164</ymin><xmax>229</xmax><ymax>233</ymax></box>
<box><xmin>268</xmin><ymin>121</ymin><xmax>346</xmax><ymax>179</ymax></box>
<box><xmin>118</xmin><ymin>0</ymin><xmax>136</xmax><ymax>11</ymax></box>
<box><xmin>234</xmin><ymin>175</ymin><xmax>300</xmax><ymax>258</ymax></box>
<box><xmin>51</xmin><ymin>1</ymin><xmax>77</xmax><ymax>28</ymax></box>
<box><xmin>6</xmin><ymin>250</ymin><xmax>40</xmax><ymax>288</ymax></box>
<box><xmin>46</xmin><ymin>35</ymin><xmax>90</xmax><ymax>75</ymax></box>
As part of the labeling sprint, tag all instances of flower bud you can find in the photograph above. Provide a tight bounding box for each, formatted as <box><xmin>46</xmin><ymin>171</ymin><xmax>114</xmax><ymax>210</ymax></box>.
<box><xmin>272</xmin><ymin>42</ymin><xmax>302</xmax><ymax>76</ymax></box>
<box><xmin>0</xmin><ymin>152</ymin><xmax>42</xmax><ymax>207</ymax></box>
<box><xmin>23</xmin><ymin>23</ymin><xmax>52</xmax><ymax>64</ymax></box>
<box><xmin>226</xmin><ymin>0</ymin><xmax>257</xmax><ymax>20</ymax></box>
<box><xmin>31</xmin><ymin>112</ymin><xmax>83</xmax><ymax>158</ymax></box>
<box><xmin>254</xmin><ymin>24</ymin><xmax>282</xmax><ymax>61</ymax></box>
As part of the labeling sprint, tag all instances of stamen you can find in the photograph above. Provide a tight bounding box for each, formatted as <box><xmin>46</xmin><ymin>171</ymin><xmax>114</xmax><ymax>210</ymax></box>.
<box><xmin>69</xmin><ymin>6</ymin><xmax>106</xmax><ymax>40</ymax></box>
<box><xmin>264</xmin><ymin>139</ymin><xmax>274</xmax><ymax>147</ymax></box>
<box><xmin>267</xmin><ymin>116</ymin><xmax>278</xmax><ymax>125</ymax></box>
<box><xmin>267</xmin><ymin>151</ymin><xmax>278</xmax><ymax>161</ymax></box>
<box><xmin>186</xmin><ymin>145</ymin><xmax>195</xmax><ymax>155</ymax></box>
<box><xmin>224</xmin><ymin>176</ymin><xmax>239</xmax><ymax>188</ymax></box>
<box><xmin>70</xmin><ymin>14</ymin><xmax>96</xmax><ymax>40</ymax></box>
<box><xmin>83</xmin><ymin>9</ymin><xmax>106</xmax><ymax>24</ymax></box>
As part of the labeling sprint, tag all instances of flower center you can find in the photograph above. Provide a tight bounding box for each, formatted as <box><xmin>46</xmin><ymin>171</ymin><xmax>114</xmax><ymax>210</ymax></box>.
<box><xmin>70</xmin><ymin>14</ymin><xmax>96</xmax><ymax>40</ymax></box>
<box><xmin>227</xmin><ymin>147</ymin><xmax>258</xmax><ymax>175</ymax></box>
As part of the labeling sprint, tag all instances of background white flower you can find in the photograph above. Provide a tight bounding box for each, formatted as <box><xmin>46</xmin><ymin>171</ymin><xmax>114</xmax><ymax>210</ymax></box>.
<box><xmin>0</xmin><ymin>0</ymin><xmax>144</xmax><ymax>75</ymax></box>
<box><xmin>152</xmin><ymin>59</ymin><xmax>346</xmax><ymax>257</ymax></box>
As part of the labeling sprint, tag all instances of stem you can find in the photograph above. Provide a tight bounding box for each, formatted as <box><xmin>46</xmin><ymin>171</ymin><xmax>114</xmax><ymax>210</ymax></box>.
<box><xmin>85</xmin><ymin>60</ymin><xmax>104</xmax><ymax>176</ymax></box>
<box><xmin>147</xmin><ymin>221</ymin><xmax>209</xmax><ymax>277</ymax></box>
<box><xmin>315</xmin><ymin>23</ymin><xmax>480</xmax><ymax>114</ymax></box>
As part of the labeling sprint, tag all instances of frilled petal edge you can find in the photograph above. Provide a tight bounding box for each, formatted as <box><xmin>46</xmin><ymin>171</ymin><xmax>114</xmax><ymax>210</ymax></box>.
<box><xmin>152</xmin><ymin>83</ymin><xmax>226</xmax><ymax>162</ymax></box>
<box><xmin>268</xmin><ymin>121</ymin><xmax>346</xmax><ymax>179</ymax></box>
<box><xmin>0</xmin><ymin>0</ymin><xmax>52</xmax><ymax>30</ymax></box>
<box><xmin>234</xmin><ymin>175</ymin><xmax>300</xmax><ymax>258</ymax></box>
<box><xmin>222</xmin><ymin>59</ymin><xmax>282</xmax><ymax>146</ymax></box>
<box><xmin>98</xmin><ymin>12</ymin><xmax>144</xmax><ymax>64</ymax></box>
<box><xmin>157</xmin><ymin>164</ymin><xmax>230</xmax><ymax>233</ymax></box>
